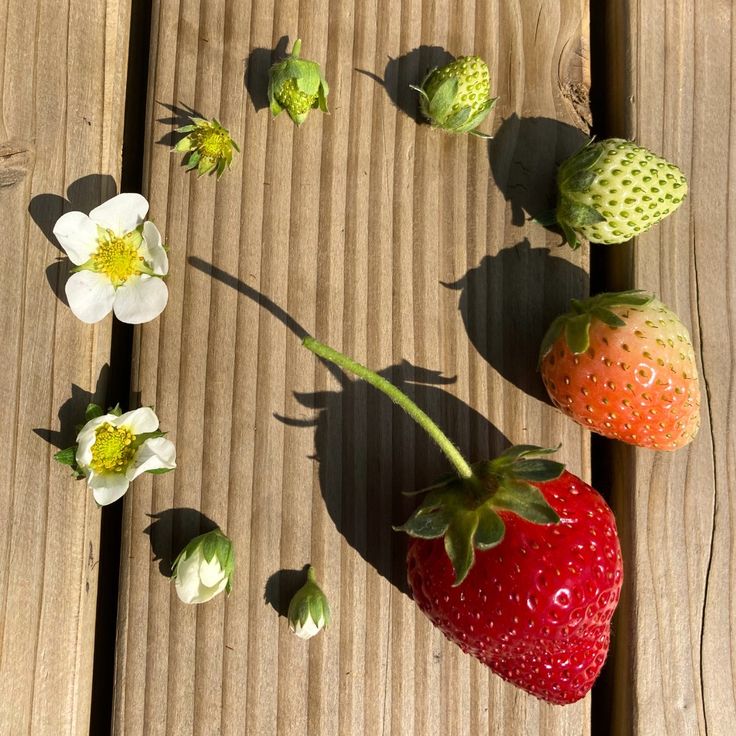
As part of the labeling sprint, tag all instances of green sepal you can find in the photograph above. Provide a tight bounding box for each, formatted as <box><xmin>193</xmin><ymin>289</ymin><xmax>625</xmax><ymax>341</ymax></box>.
<box><xmin>54</xmin><ymin>445</ymin><xmax>86</xmax><ymax>479</ymax></box>
<box><xmin>560</xmin><ymin>222</ymin><xmax>580</xmax><ymax>250</ymax></box>
<box><xmin>565</xmin><ymin>313</ymin><xmax>592</xmax><ymax>354</ymax></box>
<box><xmin>294</xmin><ymin>62</ymin><xmax>322</xmax><ymax>97</ymax></box>
<box><xmin>409</xmin><ymin>83</ymin><xmax>429</xmax><ymax>101</ymax></box>
<box><xmin>538</xmin><ymin>314</ymin><xmax>566</xmax><ymax>363</ymax></box>
<box><xmin>269</xmin><ymin>97</ymin><xmax>284</xmax><ymax>116</ymax></box>
<box><xmin>174</xmin><ymin>136</ymin><xmax>193</xmax><ymax>152</ymax></box>
<box><xmin>54</xmin><ymin>446</ymin><xmax>77</xmax><ymax>467</ymax></box>
<box><xmin>85</xmin><ymin>403</ymin><xmax>104</xmax><ymax>422</ymax></box>
<box><xmin>109</xmin><ymin>403</ymin><xmax>123</xmax><ymax>417</ymax></box>
<box><xmin>455</xmin><ymin>97</ymin><xmax>494</xmax><ymax>135</ymax></box>
<box><xmin>54</xmin><ymin>445</ymin><xmax>84</xmax><ymax>480</ymax></box>
<box><xmin>131</xmin><ymin>429</ymin><xmax>165</xmax><ymax>450</ymax></box>
<box><xmin>317</xmin><ymin>80</ymin><xmax>329</xmax><ymax>112</ymax></box>
<box><xmin>533</xmin><ymin>208</ymin><xmax>559</xmax><ymax>227</ymax></box>
<box><xmin>561</xmin><ymin>199</ymin><xmax>606</xmax><ymax>228</ymax></box>
<box><xmin>564</xmin><ymin>169</ymin><xmax>597</xmax><ymax>192</ymax></box>
<box><xmin>496</xmin><ymin>444</ymin><xmax>561</xmax><ymax>461</ymax></box>
<box><xmin>443</xmin><ymin>105</ymin><xmax>471</xmax><ymax>130</ymax></box>
<box><xmin>185</xmin><ymin>152</ymin><xmax>201</xmax><ymax>170</ymax></box>
<box><xmin>175</xmin><ymin>124</ymin><xmax>196</xmax><ymax>133</ymax></box>
<box><xmin>146</xmin><ymin>466</ymin><xmax>174</xmax><ymax>475</ymax></box>
<box><xmin>591</xmin><ymin>307</ymin><xmax>626</xmax><ymax>328</ymax></box>
<box><xmin>427</xmin><ymin>78</ymin><xmax>459</xmax><ymax>123</ymax></box>
<box><xmin>558</xmin><ymin>139</ymin><xmax>604</xmax><ymax>181</ymax></box>
<box><xmin>491</xmin><ymin>479</ymin><xmax>561</xmax><ymax>524</ymax></box>
<box><xmin>512</xmin><ymin>459</ymin><xmax>566</xmax><ymax>482</ymax></box>
<box><xmin>444</xmin><ymin>510</ymin><xmax>479</xmax><ymax>586</ymax></box>
<box><xmin>474</xmin><ymin>506</ymin><xmax>505</xmax><ymax>550</ymax></box>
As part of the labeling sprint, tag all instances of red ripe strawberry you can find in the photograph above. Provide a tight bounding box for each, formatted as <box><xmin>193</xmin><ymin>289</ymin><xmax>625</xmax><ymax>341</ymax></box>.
<box><xmin>302</xmin><ymin>337</ymin><xmax>622</xmax><ymax>705</ymax></box>
<box><xmin>539</xmin><ymin>290</ymin><xmax>700</xmax><ymax>450</ymax></box>
<box><xmin>405</xmin><ymin>466</ymin><xmax>622</xmax><ymax>705</ymax></box>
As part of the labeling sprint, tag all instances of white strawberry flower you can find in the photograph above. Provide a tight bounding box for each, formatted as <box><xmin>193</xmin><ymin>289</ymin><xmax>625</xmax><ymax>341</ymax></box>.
<box><xmin>74</xmin><ymin>405</ymin><xmax>176</xmax><ymax>506</ymax></box>
<box><xmin>52</xmin><ymin>193</ymin><xmax>169</xmax><ymax>324</ymax></box>
<box><xmin>172</xmin><ymin>529</ymin><xmax>235</xmax><ymax>604</ymax></box>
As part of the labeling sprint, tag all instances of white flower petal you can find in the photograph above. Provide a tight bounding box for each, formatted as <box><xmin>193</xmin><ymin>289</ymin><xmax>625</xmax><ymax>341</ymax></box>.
<box><xmin>199</xmin><ymin>557</ymin><xmax>225</xmax><ymax>588</ymax></box>
<box><xmin>112</xmin><ymin>275</ymin><xmax>168</xmax><ymax>324</ymax></box>
<box><xmin>127</xmin><ymin>437</ymin><xmax>176</xmax><ymax>481</ymax></box>
<box><xmin>191</xmin><ymin>577</ymin><xmax>228</xmax><ymax>604</ymax></box>
<box><xmin>75</xmin><ymin>415</ymin><xmax>117</xmax><ymax>467</ymax></box>
<box><xmin>65</xmin><ymin>270</ymin><xmax>116</xmax><ymax>323</ymax></box>
<box><xmin>143</xmin><ymin>221</ymin><xmax>169</xmax><ymax>275</ymax></box>
<box><xmin>52</xmin><ymin>211</ymin><xmax>99</xmax><ymax>265</ymax></box>
<box><xmin>88</xmin><ymin>471</ymin><xmax>130</xmax><ymax>506</ymax></box>
<box><xmin>174</xmin><ymin>553</ymin><xmax>203</xmax><ymax>603</ymax></box>
<box><xmin>89</xmin><ymin>193</ymin><xmax>149</xmax><ymax>236</ymax></box>
<box><xmin>292</xmin><ymin>614</ymin><xmax>324</xmax><ymax>640</ymax></box>
<box><xmin>113</xmin><ymin>406</ymin><xmax>159</xmax><ymax>434</ymax></box>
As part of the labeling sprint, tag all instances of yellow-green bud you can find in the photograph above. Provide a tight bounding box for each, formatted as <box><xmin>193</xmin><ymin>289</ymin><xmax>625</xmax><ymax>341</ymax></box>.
<box><xmin>268</xmin><ymin>39</ymin><xmax>329</xmax><ymax>125</ymax></box>
<box><xmin>287</xmin><ymin>565</ymin><xmax>331</xmax><ymax>639</ymax></box>
<box><xmin>173</xmin><ymin>116</ymin><xmax>240</xmax><ymax>178</ymax></box>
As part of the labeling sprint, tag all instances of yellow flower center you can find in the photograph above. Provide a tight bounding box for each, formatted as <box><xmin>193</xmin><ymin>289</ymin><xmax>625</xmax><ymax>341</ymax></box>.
<box><xmin>191</xmin><ymin>127</ymin><xmax>232</xmax><ymax>159</ymax></box>
<box><xmin>90</xmin><ymin>423</ymin><xmax>136</xmax><ymax>473</ymax></box>
<box><xmin>92</xmin><ymin>229</ymin><xmax>145</xmax><ymax>285</ymax></box>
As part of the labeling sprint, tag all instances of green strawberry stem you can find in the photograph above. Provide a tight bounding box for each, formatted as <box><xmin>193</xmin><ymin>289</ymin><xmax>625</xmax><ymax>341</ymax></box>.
<box><xmin>302</xmin><ymin>337</ymin><xmax>474</xmax><ymax>480</ymax></box>
<box><xmin>291</xmin><ymin>38</ymin><xmax>302</xmax><ymax>58</ymax></box>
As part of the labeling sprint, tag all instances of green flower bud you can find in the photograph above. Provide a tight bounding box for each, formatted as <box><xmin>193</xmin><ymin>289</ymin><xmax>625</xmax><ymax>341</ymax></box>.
<box><xmin>171</xmin><ymin>528</ymin><xmax>235</xmax><ymax>604</ymax></box>
<box><xmin>173</xmin><ymin>116</ymin><xmax>240</xmax><ymax>178</ymax></box>
<box><xmin>411</xmin><ymin>55</ymin><xmax>496</xmax><ymax>138</ymax></box>
<box><xmin>287</xmin><ymin>565</ymin><xmax>331</xmax><ymax>639</ymax></box>
<box><xmin>268</xmin><ymin>39</ymin><xmax>329</xmax><ymax>125</ymax></box>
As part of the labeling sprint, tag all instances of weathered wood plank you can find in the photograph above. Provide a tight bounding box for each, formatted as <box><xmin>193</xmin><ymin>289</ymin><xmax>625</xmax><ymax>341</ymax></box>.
<box><xmin>114</xmin><ymin>1</ymin><xmax>592</xmax><ymax>733</ymax></box>
<box><xmin>0</xmin><ymin>1</ymin><xmax>130</xmax><ymax>734</ymax></box>
<box><xmin>606</xmin><ymin>1</ymin><xmax>736</xmax><ymax>734</ymax></box>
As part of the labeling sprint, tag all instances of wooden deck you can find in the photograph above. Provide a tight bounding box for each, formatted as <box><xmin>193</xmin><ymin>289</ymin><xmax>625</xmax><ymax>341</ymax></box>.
<box><xmin>0</xmin><ymin>1</ymin><xmax>733</xmax><ymax>734</ymax></box>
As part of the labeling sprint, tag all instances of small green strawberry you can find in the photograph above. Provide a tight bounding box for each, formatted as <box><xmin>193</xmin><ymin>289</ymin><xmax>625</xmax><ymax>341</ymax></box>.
<box><xmin>556</xmin><ymin>138</ymin><xmax>688</xmax><ymax>248</ymax></box>
<box><xmin>412</xmin><ymin>55</ymin><xmax>496</xmax><ymax>137</ymax></box>
<box><xmin>268</xmin><ymin>39</ymin><xmax>329</xmax><ymax>125</ymax></box>
<box><xmin>173</xmin><ymin>116</ymin><xmax>239</xmax><ymax>178</ymax></box>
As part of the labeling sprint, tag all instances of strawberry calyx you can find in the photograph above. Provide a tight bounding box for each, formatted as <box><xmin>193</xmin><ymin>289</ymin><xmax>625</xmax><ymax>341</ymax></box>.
<box><xmin>395</xmin><ymin>445</ymin><xmax>563</xmax><ymax>586</ymax></box>
<box><xmin>539</xmin><ymin>289</ymin><xmax>654</xmax><ymax>364</ymax></box>
<box><xmin>555</xmin><ymin>139</ymin><xmax>607</xmax><ymax>249</ymax></box>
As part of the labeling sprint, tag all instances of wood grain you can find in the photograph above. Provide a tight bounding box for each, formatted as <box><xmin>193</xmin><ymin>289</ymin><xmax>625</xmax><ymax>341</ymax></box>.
<box><xmin>0</xmin><ymin>1</ymin><xmax>130</xmax><ymax>734</ymax></box>
<box><xmin>606</xmin><ymin>1</ymin><xmax>736</xmax><ymax>734</ymax></box>
<box><xmin>113</xmin><ymin>1</ymin><xmax>592</xmax><ymax>734</ymax></box>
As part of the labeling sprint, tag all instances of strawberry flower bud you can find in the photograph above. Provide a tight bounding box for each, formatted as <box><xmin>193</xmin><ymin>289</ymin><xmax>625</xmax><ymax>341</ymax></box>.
<box><xmin>171</xmin><ymin>529</ymin><xmax>235</xmax><ymax>604</ymax></box>
<box><xmin>287</xmin><ymin>566</ymin><xmax>331</xmax><ymax>640</ymax></box>
<box><xmin>268</xmin><ymin>39</ymin><xmax>329</xmax><ymax>125</ymax></box>
<box><xmin>173</xmin><ymin>116</ymin><xmax>240</xmax><ymax>178</ymax></box>
<box><xmin>412</xmin><ymin>55</ymin><xmax>496</xmax><ymax>138</ymax></box>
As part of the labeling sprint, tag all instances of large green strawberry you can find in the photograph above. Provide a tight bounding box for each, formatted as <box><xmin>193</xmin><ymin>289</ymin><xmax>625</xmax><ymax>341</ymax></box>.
<box><xmin>539</xmin><ymin>290</ymin><xmax>700</xmax><ymax>449</ymax></box>
<box><xmin>412</xmin><ymin>55</ymin><xmax>496</xmax><ymax>137</ymax></box>
<box><xmin>302</xmin><ymin>337</ymin><xmax>621</xmax><ymax>704</ymax></box>
<box><xmin>556</xmin><ymin>139</ymin><xmax>688</xmax><ymax>248</ymax></box>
